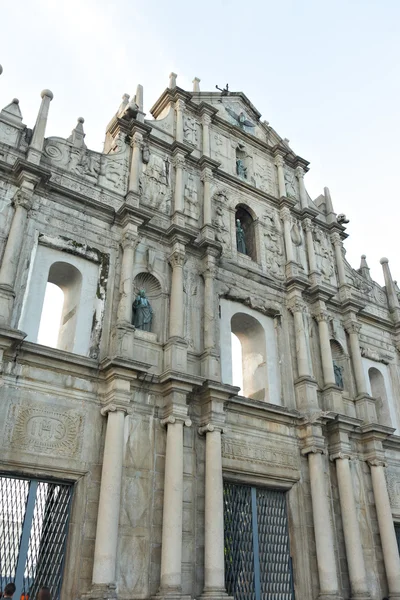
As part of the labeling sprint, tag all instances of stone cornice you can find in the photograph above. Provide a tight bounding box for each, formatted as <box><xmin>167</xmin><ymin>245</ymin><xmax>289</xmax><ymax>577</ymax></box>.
<box><xmin>225</xmin><ymin>396</ymin><xmax>301</xmax><ymax>426</ymax></box>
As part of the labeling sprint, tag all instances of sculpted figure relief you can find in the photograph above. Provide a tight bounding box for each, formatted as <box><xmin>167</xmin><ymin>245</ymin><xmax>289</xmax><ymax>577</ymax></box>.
<box><xmin>236</xmin><ymin>219</ymin><xmax>247</xmax><ymax>254</ymax></box>
<box><xmin>213</xmin><ymin>204</ymin><xmax>231</xmax><ymax>252</ymax></box>
<box><xmin>132</xmin><ymin>289</ymin><xmax>153</xmax><ymax>332</ymax></box>
<box><xmin>140</xmin><ymin>153</ymin><xmax>170</xmax><ymax>209</ymax></box>
<box><xmin>284</xmin><ymin>169</ymin><xmax>297</xmax><ymax>198</ymax></box>
<box><xmin>183</xmin><ymin>116</ymin><xmax>198</xmax><ymax>146</ymax></box>
<box><xmin>184</xmin><ymin>174</ymin><xmax>199</xmax><ymax>220</ymax></box>
<box><xmin>265</xmin><ymin>231</ymin><xmax>284</xmax><ymax>280</ymax></box>
<box><xmin>236</xmin><ymin>158</ymin><xmax>247</xmax><ymax>179</ymax></box>
<box><xmin>333</xmin><ymin>362</ymin><xmax>344</xmax><ymax>389</ymax></box>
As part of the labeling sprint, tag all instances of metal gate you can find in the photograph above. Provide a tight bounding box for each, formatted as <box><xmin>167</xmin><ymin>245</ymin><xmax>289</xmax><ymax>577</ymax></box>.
<box><xmin>0</xmin><ymin>474</ymin><xmax>73</xmax><ymax>600</ymax></box>
<box><xmin>224</xmin><ymin>482</ymin><xmax>295</xmax><ymax>600</ymax></box>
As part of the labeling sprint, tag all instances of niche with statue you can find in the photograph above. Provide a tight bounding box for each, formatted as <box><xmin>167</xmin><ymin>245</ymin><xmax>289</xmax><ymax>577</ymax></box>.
<box><xmin>132</xmin><ymin>272</ymin><xmax>166</xmax><ymax>342</ymax></box>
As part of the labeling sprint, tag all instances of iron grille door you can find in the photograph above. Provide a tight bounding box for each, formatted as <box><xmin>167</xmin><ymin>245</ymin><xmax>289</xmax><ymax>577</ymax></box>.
<box><xmin>395</xmin><ymin>524</ymin><xmax>400</xmax><ymax>554</ymax></box>
<box><xmin>224</xmin><ymin>483</ymin><xmax>294</xmax><ymax>600</ymax></box>
<box><xmin>0</xmin><ymin>475</ymin><xmax>73</xmax><ymax>600</ymax></box>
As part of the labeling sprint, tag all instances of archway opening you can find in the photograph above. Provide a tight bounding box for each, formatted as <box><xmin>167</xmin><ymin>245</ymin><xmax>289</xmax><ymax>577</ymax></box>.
<box><xmin>231</xmin><ymin>312</ymin><xmax>267</xmax><ymax>401</ymax></box>
<box><xmin>37</xmin><ymin>283</ymin><xmax>64</xmax><ymax>348</ymax></box>
<box><xmin>368</xmin><ymin>367</ymin><xmax>391</xmax><ymax>427</ymax></box>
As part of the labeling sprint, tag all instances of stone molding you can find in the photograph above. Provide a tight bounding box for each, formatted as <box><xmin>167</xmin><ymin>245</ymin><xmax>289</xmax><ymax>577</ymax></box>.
<box><xmin>100</xmin><ymin>402</ymin><xmax>132</xmax><ymax>417</ymax></box>
<box><xmin>198</xmin><ymin>423</ymin><xmax>225</xmax><ymax>435</ymax></box>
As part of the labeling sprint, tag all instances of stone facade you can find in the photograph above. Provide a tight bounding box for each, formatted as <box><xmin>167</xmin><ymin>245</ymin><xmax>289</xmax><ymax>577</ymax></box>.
<box><xmin>0</xmin><ymin>67</ymin><xmax>400</xmax><ymax>600</ymax></box>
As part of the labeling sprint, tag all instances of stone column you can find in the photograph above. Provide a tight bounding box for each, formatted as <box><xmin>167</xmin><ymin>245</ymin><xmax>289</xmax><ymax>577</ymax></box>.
<box><xmin>27</xmin><ymin>89</ymin><xmax>53</xmax><ymax>165</ymax></box>
<box><xmin>199</xmin><ymin>423</ymin><xmax>227</xmax><ymax>598</ymax></box>
<box><xmin>0</xmin><ymin>189</ymin><xmax>33</xmax><ymax>324</ymax></box>
<box><xmin>344</xmin><ymin>320</ymin><xmax>368</xmax><ymax>396</ymax></box>
<box><xmin>288</xmin><ymin>297</ymin><xmax>310</xmax><ymax>378</ymax></box>
<box><xmin>331</xmin><ymin>232</ymin><xmax>346</xmax><ymax>287</ymax></box>
<box><xmin>295</xmin><ymin>166</ymin><xmax>308</xmax><ymax>210</ymax></box>
<box><xmin>303</xmin><ymin>218</ymin><xmax>319</xmax><ymax>277</ymax></box>
<box><xmin>159</xmin><ymin>413</ymin><xmax>192</xmax><ymax>596</ymax></box>
<box><xmin>128</xmin><ymin>131</ymin><xmax>143</xmax><ymax>195</ymax></box>
<box><xmin>202</xmin><ymin>113</ymin><xmax>211</xmax><ymax>157</ymax></box>
<box><xmin>175</xmin><ymin>99</ymin><xmax>185</xmax><ymax>143</ymax></box>
<box><xmin>91</xmin><ymin>403</ymin><xmax>130</xmax><ymax>592</ymax></box>
<box><xmin>369</xmin><ymin>459</ymin><xmax>400</xmax><ymax>598</ymax></box>
<box><xmin>274</xmin><ymin>155</ymin><xmax>286</xmax><ymax>198</ymax></box>
<box><xmin>116</xmin><ymin>228</ymin><xmax>138</xmax><ymax>325</ymax></box>
<box><xmin>332</xmin><ymin>453</ymin><xmax>370</xmax><ymax>599</ymax></box>
<box><xmin>314</xmin><ymin>308</ymin><xmax>335</xmax><ymax>386</ymax></box>
<box><xmin>169</xmin><ymin>243</ymin><xmax>185</xmax><ymax>339</ymax></box>
<box><xmin>201</xmin><ymin>167</ymin><xmax>213</xmax><ymax>226</ymax></box>
<box><xmin>303</xmin><ymin>447</ymin><xmax>340</xmax><ymax>599</ymax></box>
<box><xmin>173</xmin><ymin>153</ymin><xmax>185</xmax><ymax>214</ymax></box>
<box><xmin>280</xmin><ymin>207</ymin><xmax>294</xmax><ymax>263</ymax></box>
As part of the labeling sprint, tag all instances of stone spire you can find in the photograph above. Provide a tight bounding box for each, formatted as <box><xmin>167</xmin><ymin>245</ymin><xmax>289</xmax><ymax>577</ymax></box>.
<box><xmin>169</xmin><ymin>72</ymin><xmax>177</xmax><ymax>89</ymax></box>
<box><xmin>324</xmin><ymin>186</ymin><xmax>337</xmax><ymax>224</ymax></box>
<box><xmin>27</xmin><ymin>89</ymin><xmax>54</xmax><ymax>165</ymax></box>
<box><xmin>380</xmin><ymin>257</ymin><xmax>400</xmax><ymax>322</ymax></box>
<box><xmin>358</xmin><ymin>255</ymin><xmax>371</xmax><ymax>280</ymax></box>
<box><xmin>135</xmin><ymin>84</ymin><xmax>144</xmax><ymax>123</ymax></box>
<box><xmin>67</xmin><ymin>117</ymin><xmax>86</xmax><ymax>148</ymax></box>
<box><xmin>193</xmin><ymin>77</ymin><xmax>200</xmax><ymax>92</ymax></box>
<box><xmin>0</xmin><ymin>98</ymin><xmax>23</xmax><ymax>125</ymax></box>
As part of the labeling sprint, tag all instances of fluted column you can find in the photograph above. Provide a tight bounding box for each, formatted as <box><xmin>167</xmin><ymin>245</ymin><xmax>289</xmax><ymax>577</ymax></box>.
<box><xmin>202</xmin><ymin>255</ymin><xmax>217</xmax><ymax>352</ymax></box>
<box><xmin>128</xmin><ymin>131</ymin><xmax>143</xmax><ymax>194</ymax></box>
<box><xmin>173</xmin><ymin>153</ymin><xmax>185</xmax><ymax>214</ymax></box>
<box><xmin>344</xmin><ymin>320</ymin><xmax>367</xmax><ymax>396</ymax></box>
<box><xmin>92</xmin><ymin>403</ymin><xmax>130</xmax><ymax>589</ymax></box>
<box><xmin>159</xmin><ymin>414</ymin><xmax>192</xmax><ymax>595</ymax></box>
<box><xmin>332</xmin><ymin>453</ymin><xmax>370</xmax><ymax>599</ymax></box>
<box><xmin>275</xmin><ymin>155</ymin><xmax>286</xmax><ymax>198</ymax></box>
<box><xmin>201</xmin><ymin>167</ymin><xmax>213</xmax><ymax>226</ymax></box>
<box><xmin>304</xmin><ymin>447</ymin><xmax>340</xmax><ymax>598</ymax></box>
<box><xmin>280</xmin><ymin>207</ymin><xmax>294</xmax><ymax>263</ymax></box>
<box><xmin>314</xmin><ymin>308</ymin><xmax>335</xmax><ymax>386</ymax></box>
<box><xmin>199</xmin><ymin>423</ymin><xmax>227</xmax><ymax>597</ymax></box>
<box><xmin>169</xmin><ymin>243</ymin><xmax>185</xmax><ymax>339</ymax></box>
<box><xmin>175</xmin><ymin>99</ymin><xmax>185</xmax><ymax>143</ymax></box>
<box><xmin>296</xmin><ymin>166</ymin><xmax>308</xmax><ymax>210</ymax></box>
<box><xmin>369</xmin><ymin>459</ymin><xmax>400</xmax><ymax>598</ymax></box>
<box><xmin>288</xmin><ymin>297</ymin><xmax>310</xmax><ymax>378</ymax></box>
<box><xmin>303</xmin><ymin>218</ymin><xmax>318</xmax><ymax>276</ymax></box>
<box><xmin>0</xmin><ymin>189</ymin><xmax>33</xmax><ymax>324</ymax></box>
<box><xmin>117</xmin><ymin>228</ymin><xmax>138</xmax><ymax>325</ymax></box>
<box><xmin>27</xmin><ymin>89</ymin><xmax>53</xmax><ymax>164</ymax></box>
<box><xmin>202</xmin><ymin>113</ymin><xmax>211</xmax><ymax>157</ymax></box>
<box><xmin>331</xmin><ymin>232</ymin><xmax>346</xmax><ymax>287</ymax></box>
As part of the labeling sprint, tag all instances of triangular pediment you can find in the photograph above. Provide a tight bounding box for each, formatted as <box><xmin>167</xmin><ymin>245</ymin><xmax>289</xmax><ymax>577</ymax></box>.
<box><xmin>0</xmin><ymin>98</ymin><xmax>23</xmax><ymax>126</ymax></box>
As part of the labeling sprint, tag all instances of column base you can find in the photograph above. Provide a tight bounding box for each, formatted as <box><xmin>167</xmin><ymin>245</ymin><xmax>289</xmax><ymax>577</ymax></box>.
<box><xmin>349</xmin><ymin>593</ymin><xmax>371</xmax><ymax>600</ymax></box>
<box><xmin>294</xmin><ymin>376</ymin><xmax>320</xmax><ymax>414</ymax></box>
<box><xmin>81</xmin><ymin>583</ymin><xmax>117</xmax><ymax>600</ymax></box>
<box><xmin>200</xmin><ymin>590</ymin><xmax>233</xmax><ymax>600</ymax></box>
<box><xmin>322</xmin><ymin>385</ymin><xmax>344</xmax><ymax>413</ymax></box>
<box><xmin>318</xmin><ymin>593</ymin><xmax>343</xmax><ymax>600</ymax></box>
<box><xmin>355</xmin><ymin>393</ymin><xmax>377</xmax><ymax>423</ymax></box>
<box><xmin>153</xmin><ymin>593</ymin><xmax>191</xmax><ymax>600</ymax></box>
<box><xmin>164</xmin><ymin>337</ymin><xmax>188</xmax><ymax>373</ymax></box>
<box><xmin>124</xmin><ymin>190</ymin><xmax>140</xmax><ymax>207</ymax></box>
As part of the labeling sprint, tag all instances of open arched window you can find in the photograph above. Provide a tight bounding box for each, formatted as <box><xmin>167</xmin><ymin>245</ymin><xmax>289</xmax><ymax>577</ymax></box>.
<box><xmin>231</xmin><ymin>312</ymin><xmax>267</xmax><ymax>401</ymax></box>
<box><xmin>235</xmin><ymin>205</ymin><xmax>257</xmax><ymax>261</ymax></box>
<box><xmin>37</xmin><ymin>262</ymin><xmax>82</xmax><ymax>352</ymax></box>
<box><xmin>368</xmin><ymin>367</ymin><xmax>392</xmax><ymax>427</ymax></box>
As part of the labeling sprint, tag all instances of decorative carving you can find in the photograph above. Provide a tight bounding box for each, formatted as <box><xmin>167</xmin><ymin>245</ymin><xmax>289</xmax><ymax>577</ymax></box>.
<box><xmin>287</xmin><ymin>297</ymin><xmax>307</xmax><ymax>314</ymax></box>
<box><xmin>386</xmin><ymin>470</ymin><xmax>400</xmax><ymax>509</ymax></box>
<box><xmin>314</xmin><ymin>227</ymin><xmax>335</xmax><ymax>281</ymax></box>
<box><xmin>4</xmin><ymin>403</ymin><xmax>84</xmax><ymax>459</ymax></box>
<box><xmin>252</xmin><ymin>158</ymin><xmax>273</xmax><ymax>193</ymax></box>
<box><xmin>169</xmin><ymin>249</ymin><xmax>185</xmax><ymax>269</ymax></box>
<box><xmin>184</xmin><ymin>174</ymin><xmax>199</xmax><ymax>220</ymax></box>
<box><xmin>140</xmin><ymin>152</ymin><xmax>171</xmax><ymax>211</ymax></box>
<box><xmin>222</xmin><ymin>438</ymin><xmax>297</xmax><ymax>468</ymax></box>
<box><xmin>360</xmin><ymin>345</ymin><xmax>391</xmax><ymax>365</ymax></box>
<box><xmin>142</xmin><ymin>144</ymin><xmax>150</xmax><ymax>164</ymax></box>
<box><xmin>212</xmin><ymin>203</ymin><xmax>231</xmax><ymax>254</ymax></box>
<box><xmin>13</xmin><ymin>188</ymin><xmax>33</xmax><ymax>211</ymax></box>
<box><xmin>344</xmin><ymin>320</ymin><xmax>362</xmax><ymax>335</ymax></box>
<box><xmin>183</xmin><ymin>115</ymin><xmax>198</xmax><ymax>146</ymax></box>
<box><xmin>264</xmin><ymin>230</ymin><xmax>284</xmax><ymax>280</ymax></box>
<box><xmin>274</xmin><ymin>155</ymin><xmax>284</xmax><ymax>168</ymax></box>
<box><xmin>280</xmin><ymin>206</ymin><xmax>291</xmax><ymax>222</ymax></box>
<box><xmin>225</xmin><ymin>106</ymin><xmax>255</xmax><ymax>131</ymax></box>
<box><xmin>284</xmin><ymin>169</ymin><xmax>297</xmax><ymax>199</ymax></box>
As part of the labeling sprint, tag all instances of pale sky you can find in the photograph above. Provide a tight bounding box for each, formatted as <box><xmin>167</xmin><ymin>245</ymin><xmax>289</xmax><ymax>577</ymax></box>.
<box><xmin>1</xmin><ymin>0</ymin><xmax>399</xmax><ymax>289</ymax></box>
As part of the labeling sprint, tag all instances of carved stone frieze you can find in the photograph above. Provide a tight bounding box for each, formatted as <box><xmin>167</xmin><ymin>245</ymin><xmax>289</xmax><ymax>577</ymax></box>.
<box><xmin>139</xmin><ymin>152</ymin><xmax>172</xmax><ymax>213</ymax></box>
<box><xmin>3</xmin><ymin>402</ymin><xmax>84</xmax><ymax>459</ymax></box>
<box><xmin>183</xmin><ymin>115</ymin><xmax>199</xmax><ymax>146</ymax></box>
<box><xmin>222</xmin><ymin>438</ymin><xmax>298</xmax><ymax>469</ymax></box>
<box><xmin>184</xmin><ymin>173</ymin><xmax>199</xmax><ymax>221</ymax></box>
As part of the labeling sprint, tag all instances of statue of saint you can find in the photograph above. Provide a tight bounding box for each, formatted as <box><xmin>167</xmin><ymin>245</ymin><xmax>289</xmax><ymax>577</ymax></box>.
<box><xmin>236</xmin><ymin>158</ymin><xmax>247</xmax><ymax>179</ymax></box>
<box><xmin>132</xmin><ymin>289</ymin><xmax>153</xmax><ymax>332</ymax></box>
<box><xmin>236</xmin><ymin>219</ymin><xmax>247</xmax><ymax>255</ymax></box>
<box><xmin>333</xmin><ymin>362</ymin><xmax>344</xmax><ymax>389</ymax></box>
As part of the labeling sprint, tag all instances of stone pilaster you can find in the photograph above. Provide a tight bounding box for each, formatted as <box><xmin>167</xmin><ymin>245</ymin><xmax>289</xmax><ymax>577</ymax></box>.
<box><xmin>128</xmin><ymin>130</ymin><xmax>143</xmax><ymax>197</ymax></box>
<box><xmin>201</xmin><ymin>167</ymin><xmax>213</xmax><ymax>228</ymax></box>
<box><xmin>172</xmin><ymin>152</ymin><xmax>186</xmax><ymax>227</ymax></box>
<box><xmin>300</xmin><ymin>423</ymin><xmax>341</xmax><ymax>600</ymax></box>
<box><xmin>175</xmin><ymin>99</ymin><xmax>185</xmax><ymax>144</ymax></box>
<box><xmin>274</xmin><ymin>154</ymin><xmax>286</xmax><ymax>198</ymax></box>
<box><xmin>116</xmin><ymin>227</ymin><xmax>139</xmax><ymax>326</ymax></box>
<box><xmin>288</xmin><ymin>295</ymin><xmax>319</xmax><ymax>413</ymax></box>
<box><xmin>303</xmin><ymin>218</ymin><xmax>320</xmax><ymax>285</ymax></box>
<box><xmin>157</xmin><ymin>388</ymin><xmax>192</xmax><ymax>600</ymax></box>
<box><xmin>295</xmin><ymin>166</ymin><xmax>308</xmax><ymax>210</ymax></box>
<box><xmin>0</xmin><ymin>188</ymin><xmax>33</xmax><ymax>325</ymax></box>
<box><xmin>201</xmin><ymin>251</ymin><xmax>220</xmax><ymax>380</ymax></box>
<box><xmin>165</xmin><ymin>243</ymin><xmax>187</xmax><ymax>372</ymax></box>
<box><xmin>87</xmin><ymin>395</ymin><xmax>131</xmax><ymax>599</ymax></box>
<box><xmin>201</xmin><ymin>113</ymin><xmax>211</xmax><ymax>157</ymax></box>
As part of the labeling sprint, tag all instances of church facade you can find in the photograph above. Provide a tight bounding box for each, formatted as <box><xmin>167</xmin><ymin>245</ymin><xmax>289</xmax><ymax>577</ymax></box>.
<box><xmin>0</xmin><ymin>67</ymin><xmax>400</xmax><ymax>600</ymax></box>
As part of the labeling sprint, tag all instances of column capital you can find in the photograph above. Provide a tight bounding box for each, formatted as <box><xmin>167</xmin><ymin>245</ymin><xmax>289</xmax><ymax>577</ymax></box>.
<box><xmin>198</xmin><ymin>423</ymin><xmax>225</xmax><ymax>435</ymax></box>
<box><xmin>313</xmin><ymin>308</ymin><xmax>331</xmax><ymax>323</ymax></box>
<box><xmin>100</xmin><ymin>402</ymin><xmax>132</xmax><ymax>417</ymax></box>
<box><xmin>295</xmin><ymin>165</ymin><xmax>305</xmax><ymax>179</ymax></box>
<box><xmin>200</xmin><ymin>167</ymin><xmax>213</xmax><ymax>182</ymax></box>
<box><xmin>367</xmin><ymin>457</ymin><xmax>387</xmax><ymax>468</ymax></box>
<box><xmin>175</xmin><ymin>98</ymin><xmax>185</xmax><ymax>112</ymax></box>
<box><xmin>344</xmin><ymin>319</ymin><xmax>362</xmax><ymax>335</ymax></box>
<box><xmin>172</xmin><ymin>153</ymin><xmax>186</xmax><ymax>169</ymax></box>
<box><xmin>287</xmin><ymin>296</ymin><xmax>307</xmax><ymax>314</ymax></box>
<box><xmin>130</xmin><ymin>130</ymin><xmax>143</xmax><ymax>149</ymax></box>
<box><xmin>280</xmin><ymin>206</ymin><xmax>291</xmax><ymax>222</ymax></box>
<box><xmin>302</xmin><ymin>217</ymin><xmax>313</xmax><ymax>232</ymax></box>
<box><xmin>202</xmin><ymin>113</ymin><xmax>212</xmax><ymax>127</ymax></box>
<box><xmin>330</xmin><ymin>231</ymin><xmax>342</xmax><ymax>246</ymax></box>
<box><xmin>301</xmin><ymin>444</ymin><xmax>326</xmax><ymax>457</ymax></box>
<box><xmin>13</xmin><ymin>188</ymin><xmax>33</xmax><ymax>211</ymax></box>
<box><xmin>330</xmin><ymin>451</ymin><xmax>352</xmax><ymax>462</ymax></box>
<box><xmin>121</xmin><ymin>229</ymin><xmax>139</xmax><ymax>250</ymax></box>
<box><xmin>274</xmin><ymin>154</ymin><xmax>285</xmax><ymax>168</ymax></box>
<box><xmin>160</xmin><ymin>415</ymin><xmax>192</xmax><ymax>427</ymax></box>
<box><xmin>169</xmin><ymin>247</ymin><xmax>185</xmax><ymax>269</ymax></box>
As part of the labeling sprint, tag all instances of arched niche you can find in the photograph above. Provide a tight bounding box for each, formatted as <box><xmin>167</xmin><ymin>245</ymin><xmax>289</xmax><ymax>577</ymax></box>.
<box><xmin>231</xmin><ymin>312</ymin><xmax>267</xmax><ymax>401</ymax></box>
<box><xmin>368</xmin><ymin>367</ymin><xmax>392</xmax><ymax>427</ymax></box>
<box><xmin>133</xmin><ymin>272</ymin><xmax>164</xmax><ymax>341</ymax></box>
<box><xmin>47</xmin><ymin>261</ymin><xmax>82</xmax><ymax>352</ymax></box>
<box><xmin>235</xmin><ymin>204</ymin><xmax>257</xmax><ymax>261</ymax></box>
<box><xmin>330</xmin><ymin>339</ymin><xmax>348</xmax><ymax>390</ymax></box>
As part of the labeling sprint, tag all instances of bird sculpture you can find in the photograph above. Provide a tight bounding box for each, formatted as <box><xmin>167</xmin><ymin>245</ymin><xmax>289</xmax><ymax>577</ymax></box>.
<box><xmin>225</xmin><ymin>107</ymin><xmax>255</xmax><ymax>130</ymax></box>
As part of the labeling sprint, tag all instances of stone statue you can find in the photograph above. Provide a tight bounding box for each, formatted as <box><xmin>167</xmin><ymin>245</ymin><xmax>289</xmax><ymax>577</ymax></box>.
<box><xmin>132</xmin><ymin>289</ymin><xmax>153</xmax><ymax>332</ymax></box>
<box><xmin>236</xmin><ymin>219</ymin><xmax>247</xmax><ymax>254</ymax></box>
<box><xmin>284</xmin><ymin>170</ymin><xmax>297</xmax><ymax>198</ymax></box>
<box><xmin>236</xmin><ymin>158</ymin><xmax>247</xmax><ymax>179</ymax></box>
<box><xmin>333</xmin><ymin>362</ymin><xmax>344</xmax><ymax>389</ymax></box>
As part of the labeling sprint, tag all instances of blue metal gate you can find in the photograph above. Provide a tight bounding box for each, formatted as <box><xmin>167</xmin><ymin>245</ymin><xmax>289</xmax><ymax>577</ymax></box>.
<box><xmin>224</xmin><ymin>482</ymin><xmax>295</xmax><ymax>600</ymax></box>
<box><xmin>0</xmin><ymin>474</ymin><xmax>73</xmax><ymax>600</ymax></box>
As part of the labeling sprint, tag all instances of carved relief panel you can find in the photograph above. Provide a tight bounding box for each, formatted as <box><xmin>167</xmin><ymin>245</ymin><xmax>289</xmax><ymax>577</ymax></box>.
<box><xmin>184</xmin><ymin>170</ymin><xmax>200</xmax><ymax>223</ymax></box>
<box><xmin>262</xmin><ymin>208</ymin><xmax>285</xmax><ymax>280</ymax></box>
<box><xmin>139</xmin><ymin>151</ymin><xmax>172</xmax><ymax>214</ymax></box>
<box><xmin>313</xmin><ymin>227</ymin><xmax>337</xmax><ymax>285</ymax></box>
<box><xmin>212</xmin><ymin>192</ymin><xmax>232</xmax><ymax>257</ymax></box>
